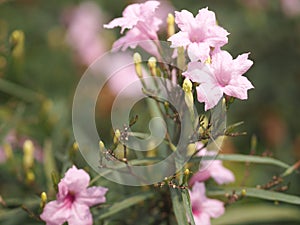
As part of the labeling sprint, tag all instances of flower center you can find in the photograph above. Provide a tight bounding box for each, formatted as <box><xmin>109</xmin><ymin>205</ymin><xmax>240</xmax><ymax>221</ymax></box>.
<box><xmin>192</xmin><ymin>204</ymin><xmax>202</xmax><ymax>216</ymax></box>
<box><xmin>65</xmin><ymin>192</ymin><xmax>76</xmax><ymax>208</ymax></box>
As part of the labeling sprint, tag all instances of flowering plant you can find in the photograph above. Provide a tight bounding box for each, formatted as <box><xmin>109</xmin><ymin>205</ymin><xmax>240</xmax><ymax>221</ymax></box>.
<box><xmin>0</xmin><ymin>1</ymin><xmax>300</xmax><ymax>225</ymax></box>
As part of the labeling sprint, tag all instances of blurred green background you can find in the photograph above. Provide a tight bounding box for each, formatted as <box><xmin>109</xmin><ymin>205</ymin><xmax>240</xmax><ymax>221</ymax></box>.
<box><xmin>0</xmin><ymin>0</ymin><xmax>299</xmax><ymax>224</ymax></box>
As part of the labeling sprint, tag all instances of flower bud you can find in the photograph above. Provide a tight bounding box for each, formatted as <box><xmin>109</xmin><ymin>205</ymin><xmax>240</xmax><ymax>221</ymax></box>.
<box><xmin>23</xmin><ymin>140</ymin><xmax>35</xmax><ymax>170</ymax></box>
<box><xmin>113</xmin><ymin>129</ymin><xmax>121</xmax><ymax>144</ymax></box>
<box><xmin>9</xmin><ymin>30</ymin><xmax>25</xmax><ymax>58</ymax></box>
<box><xmin>148</xmin><ymin>57</ymin><xmax>157</xmax><ymax>76</ymax></box>
<box><xmin>182</xmin><ymin>78</ymin><xmax>194</xmax><ymax>119</ymax></box>
<box><xmin>99</xmin><ymin>140</ymin><xmax>105</xmax><ymax>151</ymax></box>
<box><xmin>167</xmin><ymin>13</ymin><xmax>175</xmax><ymax>38</ymax></box>
<box><xmin>73</xmin><ymin>142</ymin><xmax>79</xmax><ymax>151</ymax></box>
<box><xmin>40</xmin><ymin>192</ymin><xmax>47</xmax><ymax>209</ymax></box>
<box><xmin>26</xmin><ymin>170</ymin><xmax>35</xmax><ymax>183</ymax></box>
<box><xmin>182</xmin><ymin>78</ymin><xmax>192</xmax><ymax>93</ymax></box>
<box><xmin>241</xmin><ymin>189</ymin><xmax>247</xmax><ymax>197</ymax></box>
<box><xmin>133</xmin><ymin>52</ymin><xmax>143</xmax><ymax>78</ymax></box>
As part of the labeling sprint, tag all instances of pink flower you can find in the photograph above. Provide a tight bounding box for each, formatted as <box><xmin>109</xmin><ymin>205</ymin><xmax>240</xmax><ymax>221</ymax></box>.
<box><xmin>135</xmin><ymin>0</ymin><xmax>175</xmax><ymax>28</ymax></box>
<box><xmin>281</xmin><ymin>0</ymin><xmax>300</xmax><ymax>17</ymax></box>
<box><xmin>89</xmin><ymin>52</ymin><xmax>146</xmax><ymax>97</ymax></box>
<box><xmin>104</xmin><ymin>1</ymin><xmax>162</xmax><ymax>57</ymax></box>
<box><xmin>189</xmin><ymin>144</ymin><xmax>235</xmax><ymax>186</ymax></box>
<box><xmin>183</xmin><ymin>50</ymin><xmax>254</xmax><ymax>110</ymax></box>
<box><xmin>40</xmin><ymin>166</ymin><xmax>108</xmax><ymax>225</ymax></box>
<box><xmin>168</xmin><ymin>8</ymin><xmax>229</xmax><ymax>62</ymax></box>
<box><xmin>189</xmin><ymin>182</ymin><xmax>225</xmax><ymax>225</ymax></box>
<box><xmin>65</xmin><ymin>2</ymin><xmax>107</xmax><ymax>65</ymax></box>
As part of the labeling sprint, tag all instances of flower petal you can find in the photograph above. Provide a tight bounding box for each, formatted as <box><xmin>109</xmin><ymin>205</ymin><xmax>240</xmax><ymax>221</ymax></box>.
<box><xmin>40</xmin><ymin>200</ymin><xmax>70</xmax><ymax>225</ymax></box>
<box><xmin>187</xmin><ymin>43</ymin><xmax>210</xmax><ymax>62</ymax></box>
<box><xmin>232</xmin><ymin>53</ymin><xmax>253</xmax><ymax>77</ymax></box>
<box><xmin>196</xmin><ymin>83</ymin><xmax>223</xmax><ymax>111</ymax></box>
<box><xmin>201</xmin><ymin>198</ymin><xmax>225</xmax><ymax>218</ymax></box>
<box><xmin>68</xmin><ymin>203</ymin><xmax>93</xmax><ymax>225</ymax></box>
<box><xmin>61</xmin><ymin>165</ymin><xmax>90</xmax><ymax>193</ymax></box>
<box><xmin>183</xmin><ymin>62</ymin><xmax>212</xmax><ymax>84</ymax></box>
<box><xmin>224</xmin><ymin>76</ymin><xmax>254</xmax><ymax>100</ymax></box>
<box><xmin>175</xmin><ymin>10</ymin><xmax>196</xmax><ymax>32</ymax></box>
<box><xmin>209</xmin><ymin>163</ymin><xmax>235</xmax><ymax>184</ymax></box>
<box><xmin>168</xmin><ymin>31</ymin><xmax>190</xmax><ymax>48</ymax></box>
<box><xmin>206</xmin><ymin>26</ymin><xmax>229</xmax><ymax>47</ymax></box>
<box><xmin>189</xmin><ymin>170</ymin><xmax>211</xmax><ymax>186</ymax></box>
<box><xmin>195</xmin><ymin>8</ymin><xmax>217</xmax><ymax>27</ymax></box>
<box><xmin>77</xmin><ymin>186</ymin><xmax>108</xmax><ymax>206</ymax></box>
<box><xmin>194</xmin><ymin>212</ymin><xmax>211</xmax><ymax>225</ymax></box>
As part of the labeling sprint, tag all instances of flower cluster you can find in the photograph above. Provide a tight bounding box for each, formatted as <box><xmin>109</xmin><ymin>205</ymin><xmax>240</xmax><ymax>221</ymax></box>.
<box><xmin>104</xmin><ymin>1</ymin><xmax>243</xmax><ymax>224</ymax></box>
<box><xmin>105</xmin><ymin>1</ymin><xmax>254</xmax><ymax>111</ymax></box>
<box><xmin>170</xmin><ymin>9</ymin><xmax>254</xmax><ymax>110</ymax></box>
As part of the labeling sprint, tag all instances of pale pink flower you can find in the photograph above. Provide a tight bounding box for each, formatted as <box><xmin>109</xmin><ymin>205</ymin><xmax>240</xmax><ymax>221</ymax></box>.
<box><xmin>104</xmin><ymin>1</ymin><xmax>162</xmax><ymax>57</ymax></box>
<box><xmin>189</xmin><ymin>143</ymin><xmax>235</xmax><ymax>186</ymax></box>
<box><xmin>65</xmin><ymin>2</ymin><xmax>107</xmax><ymax>65</ymax></box>
<box><xmin>40</xmin><ymin>165</ymin><xmax>108</xmax><ymax>225</ymax></box>
<box><xmin>183</xmin><ymin>50</ymin><xmax>254</xmax><ymax>110</ymax></box>
<box><xmin>281</xmin><ymin>0</ymin><xmax>300</xmax><ymax>17</ymax></box>
<box><xmin>135</xmin><ymin>0</ymin><xmax>175</xmax><ymax>28</ymax></box>
<box><xmin>168</xmin><ymin>8</ymin><xmax>229</xmax><ymax>62</ymax></box>
<box><xmin>89</xmin><ymin>52</ymin><xmax>145</xmax><ymax>97</ymax></box>
<box><xmin>189</xmin><ymin>182</ymin><xmax>225</xmax><ymax>225</ymax></box>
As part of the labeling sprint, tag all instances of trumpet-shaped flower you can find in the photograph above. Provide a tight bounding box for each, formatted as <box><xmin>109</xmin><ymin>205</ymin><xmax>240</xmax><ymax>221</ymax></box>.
<box><xmin>104</xmin><ymin>1</ymin><xmax>161</xmax><ymax>56</ymax></box>
<box><xmin>190</xmin><ymin>182</ymin><xmax>225</xmax><ymax>225</ymax></box>
<box><xmin>183</xmin><ymin>50</ymin><xmax>254</xmax><ymax>110</ymax></box>
<box><xmin>168</xmin><ymin>8</ymin><xmax>229</xmax><ymax>62</ymax></box>
<box><xmin>189</xmin><ymin>143</ymin><xmax>235</xmax><ymax>186</ymax></box>
<box><xmin>40</xmin><ymin>165</ymin><xmax>108</xmax><ymax>225</ymax></box>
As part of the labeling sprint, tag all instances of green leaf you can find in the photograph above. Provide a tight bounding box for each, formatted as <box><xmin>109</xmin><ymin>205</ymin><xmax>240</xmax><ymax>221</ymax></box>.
<box><xmin>0</xmin><ymin>78</ymin><xmax>43</xmax><ymax>102</ymax></box>
<box><xmin>97</xmin><ymin>192</ymin><xmax>154</xmax><ymax>220</ymax></box>
<box><xmin>213</xmin><ymin>204</ymin><xmax>300</xmax><ymax>225</ymax></box>
<box><xmin>208</xmin><ymin>187</ymin><xmax>300</xmax><ymax>205</ymax></box>
<box><xmin>191</xmin><ymin>154</ymin><xmax>290</xmax><ymax>169</ymax></box>
<box><xmin>181</xmin><ymin>188</ymin><xmax>196</xmax><ymax>225</ymax></box>
<box><xmin>170</xmin><ymin>188</ymin><xmax>189</xmax><ymax>225</ymax></box>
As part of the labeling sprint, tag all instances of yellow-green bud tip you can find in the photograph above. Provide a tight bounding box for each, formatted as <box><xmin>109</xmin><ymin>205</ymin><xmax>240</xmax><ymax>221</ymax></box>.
<box><xmin>73</xmin><ymin>142</ymin><xmax>79</xmax><ymax>151</ymax></box>
<box><xmin>23</xmin><ymin>140</ymin><xmax>34</xmax><ymax>154</ymax></box>
<box><xmin>115</xmin><ymin>129</ymin><xmax>121</xmax><ymax>138</ymax></box>
<box><xmin>99</xmin><ymin>141</ymin><xmax>105</xmax><ymax>149</ymax></box>
<box><xmin>133</xmin><ymin>52</ymin><xmax>143</xmax><ymax>78</ymax></box>
<box><xmin>182</xmin><ymin>78</ymin><xmax>192</xmax><ymax>93</ymax></box>
<box><xmin>184</xmin><ymin>169</ymin><xmax>190</xmax><ymax>175</ymax></box>
<box><xmin>167</xmin><ymin>14</ymin><xmax>175</xmax><ymax>37</ymax></box>
<box><xmin>133</xmin><ymin>52</ymin><xmax>142</xmax><ymax>64</ymax></box>
<box><xmin>148</xmin><ymin>57</ymin><xmax>157</xmax><ymax>68</ymax></box>
<box><xmin>241</xmin><ymin>189</ymin><xmax>246</xmax><ymax>196</ymax></box>
<box><xmin>41</xmin><ymin>192</ymin><xmax>47</xmax><ymax>202</ymax></box>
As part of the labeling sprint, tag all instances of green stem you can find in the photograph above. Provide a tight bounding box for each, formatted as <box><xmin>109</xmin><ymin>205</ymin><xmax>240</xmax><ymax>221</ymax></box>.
<box><xmin>0</xmin><ymin>78</ymin><xmax>43</xmax><ymax>102</ymax></box>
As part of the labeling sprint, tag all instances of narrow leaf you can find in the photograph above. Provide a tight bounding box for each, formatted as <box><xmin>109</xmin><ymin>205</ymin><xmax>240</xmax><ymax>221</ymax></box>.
<box><xmin>97</xmin><ymin>192</ymin><xmax>154</xmax><ymax>220</ymax></box>
<box><xmin>208</xmin><ymin>187</ymin><xmax>300</xmax><ymax>205</ymax></box>
<box><xmin>170</xmin><ymin>188</ymin><xmax>189</xmax><ymax>225</ymax></box>
<box><xmin>213</xmin><ymin>204</ymin><xmax>300</xmax><ymax>225</ymax></box>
